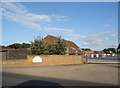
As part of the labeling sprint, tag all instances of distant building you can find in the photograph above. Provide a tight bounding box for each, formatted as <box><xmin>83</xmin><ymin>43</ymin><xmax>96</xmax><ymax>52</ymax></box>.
<box><xmin>83</xmin><ymin>50</ymin><xmax>116</xmax><ymax>58</ymax></box>
<box><xmin>44</xmin><ymin>35</ymin><xmax>82</xmax><ymax>55</ymax></box>
<box><xmin>83</xmin><ymin>50</ymin><xmax>94</xmax><ymax>58</ymax></box>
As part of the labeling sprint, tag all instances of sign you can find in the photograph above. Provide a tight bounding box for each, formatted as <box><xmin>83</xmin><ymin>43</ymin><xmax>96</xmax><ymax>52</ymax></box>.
<box><xmin>32</xmin><ymin>56</ymin><xmax>42</xmax><ymax>63</ymax></box>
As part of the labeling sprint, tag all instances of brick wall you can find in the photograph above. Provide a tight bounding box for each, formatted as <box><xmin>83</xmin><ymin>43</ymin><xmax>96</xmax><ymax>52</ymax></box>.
<box><xmin>2</xmin><ymin>55</ymin><xmax>84</xmax><ymax>67</ymax></box>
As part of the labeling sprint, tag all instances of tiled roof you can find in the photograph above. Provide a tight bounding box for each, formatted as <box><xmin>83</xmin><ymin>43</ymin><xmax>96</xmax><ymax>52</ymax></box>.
<box><xmin>94</xmin><ymin>51</ymin><xmax>105</xmax><ymax>54</ymax></box>
<box><xmin>44</xmin><ymin>35</ymin><xmax>82</xmax><ymax>55</ymax></box>
<box><xmin>83</xmin><ymin>51</ymin><xmax>94</xmax><ymax>54</ymax></box>
<box><xmin>83</xmin><ymin>50</ymin><xmax>105</xmax><ymax>54</ymax></box>
<box><xmin>44</xmin><ymin>35</ymin><xmax>79</xmax><ymax>49</ymax></box>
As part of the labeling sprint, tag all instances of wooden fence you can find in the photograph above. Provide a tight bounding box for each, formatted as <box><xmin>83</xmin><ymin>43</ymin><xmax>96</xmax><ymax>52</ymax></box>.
<box><xmin>0</xmin><ymin>49</ymin><xmax>28</xmax><ymax>60</ymax></box>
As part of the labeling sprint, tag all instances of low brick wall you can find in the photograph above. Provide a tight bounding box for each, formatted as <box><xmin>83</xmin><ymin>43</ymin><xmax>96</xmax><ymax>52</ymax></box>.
<box><xmin>1</xmin><ymin>55</ymin><xmax>84</xmax><ymax>67</ymax></box>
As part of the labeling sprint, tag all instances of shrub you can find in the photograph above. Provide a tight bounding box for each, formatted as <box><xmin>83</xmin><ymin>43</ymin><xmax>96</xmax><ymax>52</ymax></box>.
<box><xmin>30</xmin><ymin>36</ymin><xmax>67</xmax><ymax>55</ymax></box>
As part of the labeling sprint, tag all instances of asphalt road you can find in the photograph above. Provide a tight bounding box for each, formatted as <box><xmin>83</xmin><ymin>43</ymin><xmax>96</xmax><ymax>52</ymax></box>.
<box><xmin>2</xmin><ymin>72</ymin><xmax>117</xmax><ymax>87</ymax></box>
<box><xmin>2</xmin><ymin>64</ymin><xmax>119</xmax><ymax>87</ymax></box>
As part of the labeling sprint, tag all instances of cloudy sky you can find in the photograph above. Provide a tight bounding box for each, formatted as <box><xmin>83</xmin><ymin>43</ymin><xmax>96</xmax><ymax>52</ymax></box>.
<box><xmin>2</xmin><ymin>1</ymin><xmax>118</xmax><ymax>50</ymax></box>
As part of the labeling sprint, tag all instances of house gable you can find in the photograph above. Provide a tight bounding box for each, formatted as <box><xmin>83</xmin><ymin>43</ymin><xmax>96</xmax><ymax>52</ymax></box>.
<box><xmin>44</xmin><ymin>35</ymin><xmax>82</xmax><ymax>55</ymax></box>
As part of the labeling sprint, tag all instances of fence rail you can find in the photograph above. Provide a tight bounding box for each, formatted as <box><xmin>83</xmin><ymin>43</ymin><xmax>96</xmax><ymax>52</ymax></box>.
<box><xmin>87</xmin><ymin>56</ymin><xmax>119</xmax><ymax>64</ymax></box>
<box><xmin>89</xmin><ymin>56</ymin><xmax>119</xmax><ymax>60</ymax></box>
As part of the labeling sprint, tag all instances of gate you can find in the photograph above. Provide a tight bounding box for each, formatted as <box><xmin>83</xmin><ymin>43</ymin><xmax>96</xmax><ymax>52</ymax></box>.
<box><xmin>84</xmin><ymin>55</ymin><xmax>119</xmax><ymax>64</ymax></box>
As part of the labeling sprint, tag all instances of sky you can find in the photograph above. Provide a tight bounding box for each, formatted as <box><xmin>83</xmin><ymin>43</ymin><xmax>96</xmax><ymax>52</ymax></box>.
<box><xmin>1</xmin><ymin>1</ymin><xmax>118</xmax><ymax>50</ymax></box>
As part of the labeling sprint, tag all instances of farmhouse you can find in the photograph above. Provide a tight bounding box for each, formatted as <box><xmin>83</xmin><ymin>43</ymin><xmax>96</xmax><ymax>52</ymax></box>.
<box><xmin>44</xmin><ymin>35</ymin><xmax>82</xmax><ymax>55</ymax></box>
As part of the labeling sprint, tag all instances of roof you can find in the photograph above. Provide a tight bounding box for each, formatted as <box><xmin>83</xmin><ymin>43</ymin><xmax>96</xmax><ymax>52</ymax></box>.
<box><xmin>83</xmin><ymin>51</ymin><xmax>94</xmax><ymax>54</ymax></box>
<box><xmin>83</xmin><ymin>50</ymin><xmax>105</xmax><ymax>54</ymax></box>
<box><xmin>44</xmin><ymin>35</ymin><xmax>79</xmax><ymax>49</ymax></box>
<box><xmin>44</xmin><ymin>35</ymin><xmax>82</xmax><ymax>55</ymax></box>
<box><xmin>94</xmin><ymin>51</ymin><xmax>105</xmax><ymax>54</ymax></box>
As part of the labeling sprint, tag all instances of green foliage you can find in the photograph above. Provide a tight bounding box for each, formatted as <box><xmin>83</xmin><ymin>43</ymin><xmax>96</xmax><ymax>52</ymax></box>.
<box><xmin>82</xmin><ymin>48</ymin><xmax>91</xmax><ymax>51</ymax></box>
<box><xmin>103</xmin><ymin>48</ymin><xmax>117</xmax><ymax>54</ymax></box>
<box><xmin>7</xmin><ymin>43</ymin><xmax>21</xmax><ymax>49</ymax></box>
<box><xmin>54</xmin><ymin>37</ymin><xmax>67</xmax><ymax>55</ymax></box>
<box><xmin>4</xmin><ymin>43</ymin><xmax>31</xmax><ymax>49</ymax></box>
<box><xmin>21</xmin><ymin>43</ymin><xmax>31</xmax><ymax>48</ymax></box>
<box><xmin>108</xmin><ymin>48</ymin><xmax>116</xmax><ymax>53</ymax></box>
<box><xmin>30</xmin><ymin>36</ymin><xmax>67</xmax><ymax>55</ymax></box>
<box><xmin>30</xmin><ymin>36</ymin><xmax>45</xmax><ymax>55</ymax></box>
<box><xmin>1</xmin><ymin>45</ymin><xmax>5</xmax><ymax>49</ymax></box>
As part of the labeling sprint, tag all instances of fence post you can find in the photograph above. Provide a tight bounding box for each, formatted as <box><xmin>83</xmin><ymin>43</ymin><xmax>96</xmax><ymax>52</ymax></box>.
<box><xmin>85</xmin><ymin>54</ymin><xmax>88</xmax><ymax>64</ymax></box>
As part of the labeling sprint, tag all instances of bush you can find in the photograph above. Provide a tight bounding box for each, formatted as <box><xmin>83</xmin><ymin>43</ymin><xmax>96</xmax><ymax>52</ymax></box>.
<box><xmin>30</xmin><ymin>36</ymin><xmax>67</xmax><ymax>55</ymax></box>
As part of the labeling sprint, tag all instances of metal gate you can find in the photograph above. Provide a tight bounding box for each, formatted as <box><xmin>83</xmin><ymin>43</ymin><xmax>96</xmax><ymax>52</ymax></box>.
<box><xmin>87</xmin><ymin>56</ymin><xmax>120</xmax><ymax>64</ymax></box>
<box><xmin>85</xmin><ymin>56</ymin><xmax>119</xmax><ymax>64</ymax></box>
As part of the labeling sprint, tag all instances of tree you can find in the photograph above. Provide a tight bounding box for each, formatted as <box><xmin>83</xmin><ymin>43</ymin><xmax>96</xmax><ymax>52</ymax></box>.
<box><xmin>103</xmin><ymin>48</ymin><xmax>117</xmax><ymax>54</ymax></box>
<box><xmin>6</xmin><ymin>43</ymin><xmax>31</xmax><ymax>49</ymax></box>
<box><xmin>82</xmin><ymin>48</ymin><xmax>91</xmax><ymax>51</ymax></box>
<box><xmin>30</xmin><ymin>36</ymin><xmax>67</xmax><ymax>55</ymax></box>
<box><xmin>1</xmin><ymin>45</ymin><xmax>5</xmax><ymax>49</ymax></box>
<box><xmin>54</xmin><ymin>36</ymin><xmax>67</xmax><ymax>55</ymax></box>
<box><xmin>44</xmin><ymin>43</ymin><xmax>52</xmax><ymax>55</ymax></box>
<box><xmin>7</xmin><ymin>43</ymin><xmax>21</xmax><ymax>49</ymax></box>
<box><xmin>30</xmin><ymin>36</ymin><xmax>45</xmax><ymax>55</ymax></box>
<box><xmin>21</xmin><ymin>43</ymin><xmax>31</xmax><ymax>48</ymax></box>
<box><xmin>108</xmin><ymin>48</ymin><xmax>116</xmax><ymax>54</ymax></box>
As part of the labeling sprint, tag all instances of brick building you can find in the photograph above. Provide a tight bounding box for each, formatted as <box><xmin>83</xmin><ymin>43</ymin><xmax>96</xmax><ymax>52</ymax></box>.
<box><xmin>44</xmin><ymin>35</ymin><xmax>82</xmax><ymax>55</ymax></box>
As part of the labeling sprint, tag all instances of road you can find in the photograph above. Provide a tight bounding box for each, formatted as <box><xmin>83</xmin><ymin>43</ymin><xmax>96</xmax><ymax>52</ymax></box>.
<box><xmin>2</xmin><ymin>64</ymin><xmax>119</xmax><ymax>87</ymax></box>
<box><xmin>3</xmin><ymin>72</ymin><xmax>117</xmax><ymax>87</ymax></box>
